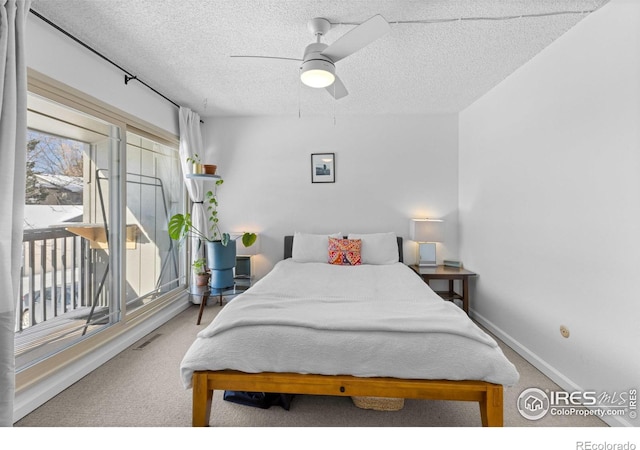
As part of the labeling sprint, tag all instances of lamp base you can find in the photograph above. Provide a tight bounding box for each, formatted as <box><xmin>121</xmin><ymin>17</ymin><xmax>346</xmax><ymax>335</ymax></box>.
<box><xmin>417</xmin><ymin>242</ymin><xmax>438</xmax><ymax>267</ymax></box>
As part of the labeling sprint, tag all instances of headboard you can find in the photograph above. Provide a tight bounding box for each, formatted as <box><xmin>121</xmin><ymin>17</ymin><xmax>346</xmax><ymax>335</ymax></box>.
<box><xmin>284</xmin><ymin>235</ymin><xmax>404</xmax><ymax>263</ymax></box>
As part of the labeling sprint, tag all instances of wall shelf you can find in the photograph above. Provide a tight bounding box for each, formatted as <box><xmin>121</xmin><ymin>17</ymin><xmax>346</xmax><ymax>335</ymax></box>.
<box><xmin>186</xmin><ymin>174</ymin><xmax>221</xmax><ymax>180</ymax></box>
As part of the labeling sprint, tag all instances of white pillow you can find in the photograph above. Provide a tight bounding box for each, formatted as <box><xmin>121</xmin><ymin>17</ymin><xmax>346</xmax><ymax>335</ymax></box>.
<box><xmin>347</xmin><ymin>232</ymin><xmax>399</xmax><ymax>265</ymax></box>
<box><xmin>292</xmin><ymin>232</ymin><xmax>342</xmax><ymax>263</ymax></box>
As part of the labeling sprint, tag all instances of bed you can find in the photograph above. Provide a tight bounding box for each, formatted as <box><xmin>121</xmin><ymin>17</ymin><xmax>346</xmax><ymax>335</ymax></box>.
<box><xmin>180</xmin><ymin>232</ymin><xmax>519</xmax><ymax>426</ymax></box>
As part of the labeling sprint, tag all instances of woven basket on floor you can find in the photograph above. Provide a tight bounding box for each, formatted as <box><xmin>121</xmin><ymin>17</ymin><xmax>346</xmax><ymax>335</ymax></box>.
<box><xmin>351</xmin><ymin>396</ymin><xmax>405</xmax><ymax>411</ymax></box>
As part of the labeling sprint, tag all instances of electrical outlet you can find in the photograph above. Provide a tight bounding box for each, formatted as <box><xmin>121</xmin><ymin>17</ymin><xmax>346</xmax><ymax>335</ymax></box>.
<box><xmin>560</xmin><ymin>325</ymin><xmax>570</xmax><ymax>338</ymax></box>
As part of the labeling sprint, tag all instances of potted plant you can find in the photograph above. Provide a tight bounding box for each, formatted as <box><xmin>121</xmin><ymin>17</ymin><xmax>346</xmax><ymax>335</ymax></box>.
<box><xmin>192</xmin><ymin>258</ymin><xmax>210</xmax><ymax>286</ymax></box>
<box><xmin>203</xmin><ymin>164</ymin><xmax>217</xmax><ymax>175</ymax></box>
<box><xmin>168</xmin><ymin>179</ymin><xmax>257</xmax><ymax>289</ymax></box>
<box><xmin>186</xmin><ymin>154</ymin><xmax>203</xmax><ymax>174</ymax></box>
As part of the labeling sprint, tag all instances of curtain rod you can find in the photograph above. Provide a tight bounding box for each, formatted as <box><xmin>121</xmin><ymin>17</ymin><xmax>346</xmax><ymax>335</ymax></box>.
<box><xmin>29</xmin><ymin>8</ymin><xmax>204</xmax><ymax>124</ymax></box>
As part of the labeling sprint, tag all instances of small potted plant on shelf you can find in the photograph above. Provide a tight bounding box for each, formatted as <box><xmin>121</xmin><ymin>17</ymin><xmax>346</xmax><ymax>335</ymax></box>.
<box><xmin>168</xmin><ymin>179</ymin><xmax>257</xmax><ymax>289</ymax></box>
<box><xmin>203</xmin><ymin>164</ymin><xmax>217</xmax><ymax>175</ymax></box>
<box><xmin>192</xmin><ymin>258</ymin><xmax>210</xmax><ymax>286</ymax></box>
<box><xmin>186</xmin><ymin>154</ymin><xmax>203</xmax><ymax>174</ymax></box>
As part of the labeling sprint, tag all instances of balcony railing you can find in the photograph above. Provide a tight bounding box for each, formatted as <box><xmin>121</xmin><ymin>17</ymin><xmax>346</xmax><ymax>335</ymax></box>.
<box><xmin>16</xmin><ymin>226</ymin><xmax>107</xmax><ymax>332</ymax></box>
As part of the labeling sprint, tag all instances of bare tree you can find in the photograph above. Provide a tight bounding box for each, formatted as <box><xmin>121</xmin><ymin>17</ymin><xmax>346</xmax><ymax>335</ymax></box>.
<box><xmin>25</xmin><ymin>138</ymin><xmax>48</xmax><ymax>205</ymax></box>
<box><xmin>26</xmin><ymin>131</ymin><xmax>84</xmax><ymax>205</ymax></box>
<box><xmin>28</xmin><ymin>132</ymin><xmax>83</xmax><ymax>177</ymax></box>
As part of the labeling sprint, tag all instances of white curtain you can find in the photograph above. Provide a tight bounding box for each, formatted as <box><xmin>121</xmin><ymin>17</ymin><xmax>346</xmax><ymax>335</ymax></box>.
<box><xmin>178</xmin><ymin>107</ymin><xmax>207</xmax><ymax>278</ymax></box>
<box><xmin>0</xmin><ymin>0</ymin><xmax>31</xmax><ymax>427</ymax></box>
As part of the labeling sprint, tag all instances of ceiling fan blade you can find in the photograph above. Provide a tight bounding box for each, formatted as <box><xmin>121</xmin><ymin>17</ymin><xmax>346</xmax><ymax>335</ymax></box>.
<box><xmin>326</xmin><ymin>75</ymin><xmax>348</xmax><ymax>99</ymax></box>
<box><xmin>230</xmin><ymin>55</ymin><xmax>302</xmax><ymax>62</ymax></box>
<box><xmin>320</xmin><ymin>14</ymin><xmax>390</xmax><ymax>63</ymax></box>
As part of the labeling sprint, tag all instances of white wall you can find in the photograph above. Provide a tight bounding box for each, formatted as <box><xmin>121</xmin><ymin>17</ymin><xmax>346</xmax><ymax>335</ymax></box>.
<box><xmin>459</xmin><ymin>0</ymin><xmax>639</xmax><ymax>427</ymax></box>
<box><xmin>26</xmin><ymin>14</ymin><xmax>178</xmax><ymax>135</ymax></box>
<box><xmin>202</xmin><ymin>114</ymin><xmax>459</xmax><ymax>280</ymax></box>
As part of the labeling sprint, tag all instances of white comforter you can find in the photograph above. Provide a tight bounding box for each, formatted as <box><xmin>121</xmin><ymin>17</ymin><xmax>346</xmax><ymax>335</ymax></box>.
<box><xmin>180</xmin><ymin>259</ymin><xmax>519</xmax><ymax>388</ymax></box>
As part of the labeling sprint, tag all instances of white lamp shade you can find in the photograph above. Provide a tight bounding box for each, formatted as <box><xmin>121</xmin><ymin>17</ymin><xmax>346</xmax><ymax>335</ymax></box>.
<box><xmin>410</xmin><ymin>219</ymin><xmax>444</xmax><ymax>243</ymax></box>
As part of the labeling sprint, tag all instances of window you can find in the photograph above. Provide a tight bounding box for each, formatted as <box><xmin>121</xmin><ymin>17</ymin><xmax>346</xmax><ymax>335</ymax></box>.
<box><xmin>16</xmin><ymin>75</ymin><xmax>186</xmax><ymax>375</ymax></box>
<box><xmin>123</xmin><ymin>132</ymin><xmax>183</xmax><ymax>315</ymax></box>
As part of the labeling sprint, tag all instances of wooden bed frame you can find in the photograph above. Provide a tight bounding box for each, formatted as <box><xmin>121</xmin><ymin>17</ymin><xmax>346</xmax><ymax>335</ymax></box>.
<box><xmin>189</xmin><ymin>235</ymin><xmax>505</xmax><ymax>427</ymax></box>
<box><xmin>191</xmin><ymin>370</ymin><xmax>503</xmax><ymax>426</ymax></box>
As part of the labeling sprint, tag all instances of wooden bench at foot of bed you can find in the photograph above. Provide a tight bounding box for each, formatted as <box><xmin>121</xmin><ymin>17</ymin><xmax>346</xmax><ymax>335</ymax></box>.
<box><xmin>191</xmin><ymin>370</ymin><xmax>504</xmax><ymax>427</ymax></box>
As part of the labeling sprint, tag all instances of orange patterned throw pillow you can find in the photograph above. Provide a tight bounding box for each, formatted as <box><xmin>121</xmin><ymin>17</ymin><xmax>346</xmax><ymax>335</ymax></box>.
<box><xmin>328</xmin><ymin>238</ymin><xmax>362</xmax><ymax>266</ymax></box>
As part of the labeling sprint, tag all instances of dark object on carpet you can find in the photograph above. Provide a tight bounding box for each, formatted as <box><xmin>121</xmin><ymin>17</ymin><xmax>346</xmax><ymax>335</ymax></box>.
<box><xmin>223</xmin><ymin>391</ymin><xmax>295</xmax><ymax>410</ymax></box>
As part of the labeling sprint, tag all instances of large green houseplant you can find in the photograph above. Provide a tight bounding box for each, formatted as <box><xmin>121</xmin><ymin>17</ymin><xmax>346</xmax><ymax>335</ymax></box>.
<box><xmin>168</xmin><ymin>179</ymin><xmax>256</xmax><ymax>289</ymax></box>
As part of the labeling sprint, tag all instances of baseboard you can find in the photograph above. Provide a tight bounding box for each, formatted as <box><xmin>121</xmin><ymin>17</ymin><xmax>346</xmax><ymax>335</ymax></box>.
<box><xmin>470</xmin><ymin>309</ymin><xmax>632</xmax><ymax>427</ymax></box>
<box><xmin>13</xmin><ymin>297</ymin><xmax>191</xmax><ymax>423</ymax></box>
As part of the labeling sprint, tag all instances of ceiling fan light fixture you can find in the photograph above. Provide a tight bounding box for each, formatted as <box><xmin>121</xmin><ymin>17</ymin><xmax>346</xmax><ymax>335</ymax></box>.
<box><xmin>300</xmin><ymin>59</ymin><xmax>335</xmax><ymax>88</ymax></box>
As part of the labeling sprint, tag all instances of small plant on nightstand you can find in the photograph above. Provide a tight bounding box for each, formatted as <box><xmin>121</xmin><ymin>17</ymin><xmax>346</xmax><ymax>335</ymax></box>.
<box><xmin>192</xmin><ymin>258</ymin><xmax>210</xmax><ymax>286</ymax></box>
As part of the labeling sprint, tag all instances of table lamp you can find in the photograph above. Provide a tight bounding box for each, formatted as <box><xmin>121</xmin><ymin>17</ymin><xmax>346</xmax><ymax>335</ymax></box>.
<box><xmin>410</xmin><ymin>219</ymin><xmax>444</xmax><ymax>267</ymax></box>
<box><xmin>233</xmin><ymin>232</ymin><xmax>258</xmax><ymax>283</ymax></box>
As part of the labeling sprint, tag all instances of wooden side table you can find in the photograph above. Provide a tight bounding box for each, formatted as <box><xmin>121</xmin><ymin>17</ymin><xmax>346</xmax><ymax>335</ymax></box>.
<box><xmin>188</xmin><ymin>286</ymin><xmax>214</xmax><ymax>326</ymax></box>
<box><xmin>409</xmin><ymin>265</ymin><xmax>477</xmax><ymax>314</ymax></box>
<box><xmin>188</xmin><ymin>284</ymin><xmax>249</xmax><ymax>325</ymax></box>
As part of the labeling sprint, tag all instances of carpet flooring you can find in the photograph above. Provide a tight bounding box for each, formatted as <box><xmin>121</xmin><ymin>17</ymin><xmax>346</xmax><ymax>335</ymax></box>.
<box><xmin>14</xmin><ymin>302</ymin><xmax>607</xmax><ymax>428</ymax></box>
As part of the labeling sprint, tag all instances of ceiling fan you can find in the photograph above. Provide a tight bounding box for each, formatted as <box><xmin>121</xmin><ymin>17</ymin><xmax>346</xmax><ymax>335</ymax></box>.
<box><xmin>231</xmin><ymin>14</ymin><xmax>390</xmax><ymax>100</ymax></box>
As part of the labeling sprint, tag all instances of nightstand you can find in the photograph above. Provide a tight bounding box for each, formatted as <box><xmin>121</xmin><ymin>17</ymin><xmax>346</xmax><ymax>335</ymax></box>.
<box><xmin>189</xmin><ymin>256</ymin><xmax>254</xmax><ymax>325</ymax></box>
<box><xmin>189</xmin><ymin>283</ymin><xmax>250</xmax><ymax>325</ymax></box>
<box><xmin>409</xmin><ymin>265</ymin><xmax>477</xmax><ymax>314</ymax></box>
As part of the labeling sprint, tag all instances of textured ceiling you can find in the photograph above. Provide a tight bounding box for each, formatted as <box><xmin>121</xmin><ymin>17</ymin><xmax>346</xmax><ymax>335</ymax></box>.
<box><xmin>30</xmin><ymin>0</ymin><xmax>608</xmax><ymax>117</ymax></box>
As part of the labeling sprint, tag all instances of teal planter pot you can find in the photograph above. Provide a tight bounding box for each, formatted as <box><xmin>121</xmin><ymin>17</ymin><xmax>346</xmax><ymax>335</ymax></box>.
<box><xmin>206</xmin><ymin>241</ymin><xmax>236</xmax><ymax>289</ymax></box>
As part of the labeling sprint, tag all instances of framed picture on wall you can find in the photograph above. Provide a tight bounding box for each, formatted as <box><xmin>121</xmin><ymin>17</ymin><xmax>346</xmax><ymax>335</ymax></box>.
<box><xmin>311</xmin><ymin>153</ymin><xmax>335</xmax><ymax>183</ymax></box>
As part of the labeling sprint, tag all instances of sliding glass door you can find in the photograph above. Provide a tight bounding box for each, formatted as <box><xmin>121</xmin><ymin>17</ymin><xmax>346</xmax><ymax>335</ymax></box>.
<box><xmin>16</xmin><ymin>84</ymin><xmax>185</xmax><ymax>373</ymax></box>
<box><xmin>17</xmin><ymin>93</ymin><xmax>119</xmax><ymax>370</ymax></box>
